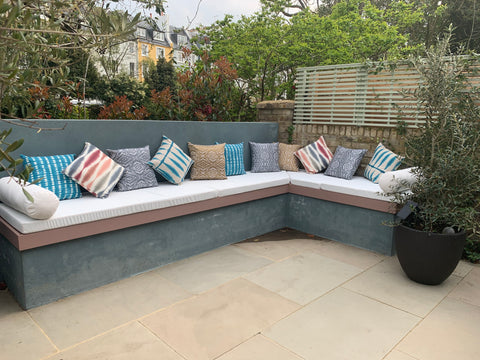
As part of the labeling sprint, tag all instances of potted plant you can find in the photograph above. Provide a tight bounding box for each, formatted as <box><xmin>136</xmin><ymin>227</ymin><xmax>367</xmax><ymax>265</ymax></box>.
<box><xmin>392</xmin><ymin>33</ymin><xmax>480</xmax><ymax>285</ymax></box>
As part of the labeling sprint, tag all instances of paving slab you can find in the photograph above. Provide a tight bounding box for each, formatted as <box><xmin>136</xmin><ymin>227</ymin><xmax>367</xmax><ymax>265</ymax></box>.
<box><xmin>245</xmin><ymin>252</ymin><xmax>361</xmax><ymax>305</ymax></box>
<box><xmin>216</xmin><ymin>334</ymin><xmax>304</xmax><ymax>360</ymax></box>
<box><xmin>28</xmin><ymin>269</ymin><xmax>191</xmax><ymax>349</ymax></box>
<box><xmin>141</xmin><ymin>278</ymin><xmax>300</xmax><ymax>360</ymax></box>
<box><xmin>264</xmin><ymin>287</ymin><xmax>420</xmax><ymax>360</ymax></box>
<box><xmin>154</xmin><ymin>245</ymin><xmax>272</xmax><ymax>294</ymax></box>
<box><xmin>343</xmin><ymin>256</ymin><xmax>461</xmax><ymax>317</ymax></box>
<box><xmin>46</xmin><ymin>321</ymin><xmax>183</xmax><ymax>360</ymax></box>
<box><xmin>0</xmin><ymin>290</ymin><xmax>56</xmax><ymax>360</ymax></box>
<box><xmin>396</xmin><ymin>297</ymin><xmax>480</xmax><ymax>360</ymax></box>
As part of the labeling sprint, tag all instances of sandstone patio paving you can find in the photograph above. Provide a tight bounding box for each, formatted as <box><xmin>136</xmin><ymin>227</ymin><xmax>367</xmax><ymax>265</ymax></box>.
<box><xmin>0</xmin><ymin>229</ymin><xmax>478</xmax><ymax>360</ymax></box>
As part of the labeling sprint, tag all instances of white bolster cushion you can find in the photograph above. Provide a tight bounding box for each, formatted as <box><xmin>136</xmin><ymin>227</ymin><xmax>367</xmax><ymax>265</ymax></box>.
<box><xmin>378</xmin><ymin>167</ymin><xmax>418</xmax><ymax>193</ymax></box>
<box><xmin>0</xmin><ymin>177</ymin><xmax>59</xmax><ymax>219</ymax></box>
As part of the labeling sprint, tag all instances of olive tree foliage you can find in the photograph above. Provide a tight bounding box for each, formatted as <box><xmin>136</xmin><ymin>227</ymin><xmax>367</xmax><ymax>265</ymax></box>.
<box><xmin>0</xmin><ymin>0</ymin><xmax>165</xmax><ymax>123</ymax></box>
<box><xmin>0</xmin><ymin>0</ymin><xmax>164</xmax><ymax>182</ymax></box>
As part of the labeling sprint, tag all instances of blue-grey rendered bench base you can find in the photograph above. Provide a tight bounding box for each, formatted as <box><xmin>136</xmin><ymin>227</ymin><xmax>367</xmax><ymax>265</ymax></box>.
<box><xmin>0</xmin><ymin>196</ymin><xmax>288</xmax><ymax>310</ymax></box>
<box><xmin>0</xmin><ymin>193</ymin><xmax>396</xmax><ymax>310</ymax></box>
<box><xmin>286</xmin><ymin>194</ymin><xmax>395</xmax><ymax>256</ymax></box>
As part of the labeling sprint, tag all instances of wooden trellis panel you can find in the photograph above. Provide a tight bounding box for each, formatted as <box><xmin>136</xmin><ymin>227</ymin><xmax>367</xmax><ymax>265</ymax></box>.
<box><xmin>294</xmin><ymin>62</ymin><xmax>423</xmax><ymax>127</ymax></box>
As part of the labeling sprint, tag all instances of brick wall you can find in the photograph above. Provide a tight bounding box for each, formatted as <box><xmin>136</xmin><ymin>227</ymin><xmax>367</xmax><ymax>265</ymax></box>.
<box><xmin>256</xmin><ymin>100</ymin><xmax>295</xmax><ymax>144</ymax></box>
<box><xmin>257</xmin><ymin>100</ymin><xmax>407</xmax><ymax>172</ymax></box>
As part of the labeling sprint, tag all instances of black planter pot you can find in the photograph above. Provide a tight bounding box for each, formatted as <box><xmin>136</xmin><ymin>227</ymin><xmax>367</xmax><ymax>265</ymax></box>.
<box><xmin>394</xmin><ymin>224</ymin><xmax>466</xmax><ymax>285</ymax></box>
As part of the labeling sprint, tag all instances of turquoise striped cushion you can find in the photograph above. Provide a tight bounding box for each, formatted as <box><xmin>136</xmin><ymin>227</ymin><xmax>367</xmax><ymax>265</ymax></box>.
<box><xmin>148</xmin><ymin>136</ymin><xmax>193</xmax><ymax>184</ymax></box>
<box><xmin>219</xmin><ymin>143</ymin><xmax>246</xmax><ymax>176</ymax></box>
<box><xmin>21</xmin><ymin>154</ymin><xmax>82</xmax><ymax>200</ymax></box>
<box><xmin>364</xmin><ymin>143</ymin><xmax>403</xmax><ymax>183</ymax></box>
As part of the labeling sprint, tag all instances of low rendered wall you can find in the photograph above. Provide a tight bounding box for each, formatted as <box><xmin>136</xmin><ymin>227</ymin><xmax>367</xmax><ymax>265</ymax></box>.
<box><xmin>2</xmin><ymin>119</ymin><xmax>279</xmax><ymax>173</ymax></box>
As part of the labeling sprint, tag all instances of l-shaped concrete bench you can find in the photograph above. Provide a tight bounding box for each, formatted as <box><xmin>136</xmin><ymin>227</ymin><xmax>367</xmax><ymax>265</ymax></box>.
<box><xmin>0</xmin><ymin>120</ymin><xmax>396</xmax><ymax>309</ymax></box>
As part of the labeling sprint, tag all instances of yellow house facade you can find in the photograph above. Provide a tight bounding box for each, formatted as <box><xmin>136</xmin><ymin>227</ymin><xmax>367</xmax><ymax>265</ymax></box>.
<box><xmin>137</xmin><ymin>40</ymin><xmax>172</xmax><ymax>81</ymax></box>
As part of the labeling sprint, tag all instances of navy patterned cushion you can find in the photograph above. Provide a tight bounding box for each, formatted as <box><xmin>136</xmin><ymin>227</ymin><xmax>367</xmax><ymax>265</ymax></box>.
<box><xmin>325</xmin><ymin>146</ymin><xmax>367</xmax><ymax>180</ymax></box>
<box><xmin>249</xmin><ymin>142</ymin><xmax>280</xmax><ymax>173</ymax></box>
<box><xmin>106</xmin><ymin>146</ymin><xmax>158</xmax><ymax>191</ymax></box>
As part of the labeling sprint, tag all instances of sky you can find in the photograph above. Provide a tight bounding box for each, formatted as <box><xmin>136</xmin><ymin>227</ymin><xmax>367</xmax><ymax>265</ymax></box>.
<box><xmin>163</xmin><ymin>0</ymin><xmax>262</xmax><ymax>28</ymax></box>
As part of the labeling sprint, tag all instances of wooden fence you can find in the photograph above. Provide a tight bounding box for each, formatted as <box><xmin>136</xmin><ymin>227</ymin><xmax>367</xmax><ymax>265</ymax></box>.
<box><xmin>294</xmin><ymin>60</ymin><xmax>480</xmax><ymax>128</ymax></box>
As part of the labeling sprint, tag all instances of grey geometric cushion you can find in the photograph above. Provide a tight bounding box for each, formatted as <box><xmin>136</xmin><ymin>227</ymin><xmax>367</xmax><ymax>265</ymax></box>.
<box><xmin>106</xmin><ymin>146</ymin><xmax>158</xmax><ymax>191</ymax></box>
<box><xmin>249</xmin><ymin>142</ymin><xmax>280</xmax><ymax>173</ymax></box>
<box><xmin>324</xmin><ymin>146</ymin><xmax>367</xmax><ymax>180</ymax></box>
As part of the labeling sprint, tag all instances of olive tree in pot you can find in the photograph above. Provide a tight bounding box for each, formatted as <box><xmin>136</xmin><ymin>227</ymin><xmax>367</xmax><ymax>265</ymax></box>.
<box><xmin>393</xmin><ymin>33</ymin><xmax>480</xmax><ymax>285</ymax></box>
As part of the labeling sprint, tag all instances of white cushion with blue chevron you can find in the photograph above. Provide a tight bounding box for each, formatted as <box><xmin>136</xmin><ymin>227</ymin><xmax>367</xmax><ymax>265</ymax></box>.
<box><xmin>364</xmin><ymin>143</ymin><xmax>403</xmax><ymax>183</ymax></box>
<box><xmin>148</xmin><ymin>136</ymin><xmax>193</xmax><ymax>185</ymax></box>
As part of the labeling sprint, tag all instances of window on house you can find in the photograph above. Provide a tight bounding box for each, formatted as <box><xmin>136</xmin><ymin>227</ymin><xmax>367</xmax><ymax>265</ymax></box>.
<box><xmin>142</xmin><ymin>63</ymin><xmax>149</xmax><ymax>78</ymax></box>
<box><xmin>129</xmin><ymin>63</ymin><xmax>135</xmax><ymax>77</ymax></box>
<box><xmin>129</xmin><ymin>42</ymin><xmax>135</xmax><ymax>54</ymax></box>
<box><xmin>153</xmin><ymin>31</ymin><xmax>165</xmax><ymax>41</ymax></box>
<box><xmin>141</xmin><ymin>44</ymin><xmax>148</xmax><ymax>57</ymax></box>
<box><xmin>174</xmin><ymin>50</ymin><xmax>184</xmax><ymax>63</ymax></box>
<box><xmin>156</xmin><ymin>47</ymin><xmax>165</xmax><ymax>59</ymax></box>
<box><xmin>177</xmin><ymin>34</ymin><xmax>187</xmax><ymax>46</ymax></box>
<box><xmin>136</xmin><ymin>28</ymin><xmax>146</xmax><ymax>38</ymax></box>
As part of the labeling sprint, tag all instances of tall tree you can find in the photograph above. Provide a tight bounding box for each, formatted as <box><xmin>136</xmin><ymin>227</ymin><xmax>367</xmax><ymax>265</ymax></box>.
<box><xmin>202</xmin><ymin>0</ymin><xmax>423</xmax><ymax>102</ymax></box>
<box><xmin>144</xmin><ymin>57</ymin><xmax>177</xmax><ymax>94</ymax></box>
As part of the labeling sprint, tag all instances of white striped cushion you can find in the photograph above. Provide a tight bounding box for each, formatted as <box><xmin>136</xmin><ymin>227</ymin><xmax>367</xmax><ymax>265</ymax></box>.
<box><xmin>148</xmin><ymin>136</ymin><xmax>193</xmax><ymax>185</ymax></box>
<box><xmin>294</xmin><ymin>136</ymin><xmax>333</xmax><ymax>173</ymax></box>
<box><xmin>364</xmin><ymin>143</ymin><xmax>403</xmax><ymax>183</ymax></box>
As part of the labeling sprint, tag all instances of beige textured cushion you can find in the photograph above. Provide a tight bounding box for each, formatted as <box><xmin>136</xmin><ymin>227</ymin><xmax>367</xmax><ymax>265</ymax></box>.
<box><xmin>279</xmin><ymin>143</ymin><xmax>302</xmax><ymax>171</ymax></box>
<box><xmin>188</xmin><ymin>143</ymin><xmax>227</xmax><ymax>180</ymax></box>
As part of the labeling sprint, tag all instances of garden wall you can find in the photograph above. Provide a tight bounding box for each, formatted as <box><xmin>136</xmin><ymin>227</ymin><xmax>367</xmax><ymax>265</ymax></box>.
<box><xmin>257</xmin><ymin>100</ymin><xmax>406</xmax><ymax>172</ymax></box>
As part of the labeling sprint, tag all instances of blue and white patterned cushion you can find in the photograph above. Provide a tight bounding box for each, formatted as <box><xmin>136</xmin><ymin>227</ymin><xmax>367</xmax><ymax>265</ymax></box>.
<box><xmin>325</xmin><ymin>146</ymin><xmax>367</xmax><ymax>180</ymax></box>
<box><xmin>107</xmin><ymin>146</ymin><xmax>158</xmax><ymax>191</ymax></box>
<box><xmin>364</xmin><ymin>143</ymin><xmax>403</xmax><ymax>183</ymax></box>
<box><xmin>249</xmin><ymin>142</ymin><xmax>280</xmax><ymax>173</ymax></box>
<box><xmin>20</xmin><ymin>154</ymin><xmax>82</xmax><ymax>200</ymax></box>
<box><xmin>221</xmin><ymin>142</ymin><xmax>246</xmax><ymax>176</ymax></box>
<box><xmin>148</xmin><ymin>136</ymin><xmax>193</xmax><ymax>185</ymax></box>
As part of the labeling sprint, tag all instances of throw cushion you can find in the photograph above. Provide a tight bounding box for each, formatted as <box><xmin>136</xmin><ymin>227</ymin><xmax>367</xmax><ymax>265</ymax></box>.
<box><xmin>378</xmin><ymin>167</ymin><xmax>418</xmax><ymax>193</ymax></box>
<box><xmin>188</xmin><ymin>143</ymin><xmax>227</xmax><ymax>180</ymax></box>
<box><xmin>249</xmin><ymin>142</ymin><xmax>280</xmax><ymax>173</ymax></box>
<box><xmin>364</xmin><ymin>143</ymin><xmax>403</xmax><ymax>183</ymax></box>
<box><xmin>279</xmin><ymin>143</ymin><xmax>302</xmax><ymax>172</ymax></box>
<box><xmin>20</xmin><ymin>153</ymin><xmax>82</xmax><ymax>200</ymax></box>
<box><xmin>148</xmin><ymin>136</ymin><xmax>193</xmax><ymax>185</ymax></box>
<box><xmin>106</xmin><ymin>146</ymin><xmax>158</xmax><ymax>191</ymax></box>
<box><xmin>294</xmin><ymin>136</ymin><xmax>333</xmax><ymax>173</ymax></box>
<box><xmin>63</xmin><ymin>142</ymin><xmax>125</xmax><ymax>198</ymax></box>
<box><xmin>0</xmin><ymin>177</ymin><xmax>59</xmax><ymax>219</ymax></box>
<box><xmin>325</xmin><ymin>146</ymin><xmax>367</xmax><ymax>180</ymax></box>
<box><xmin>221</xmin><ymin>142</ymin><xmax>246</xmax><ymax>176</ymax></box>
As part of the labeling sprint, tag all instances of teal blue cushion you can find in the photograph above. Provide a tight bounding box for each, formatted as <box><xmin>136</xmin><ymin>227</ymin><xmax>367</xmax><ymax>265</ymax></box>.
<box><xmin>21</xmin><ymin>154</ymin><xmax>82</xmax><ymax>200</ymax></box>
<box><xmin>364</xmin><ymin>143</ymin><xmax>403</xmax><ymax>183</ymax></box>
<box><xmin>217</xmin><ymin>142</ymin><xmax>246</xmax><ymax>176</ymax></box>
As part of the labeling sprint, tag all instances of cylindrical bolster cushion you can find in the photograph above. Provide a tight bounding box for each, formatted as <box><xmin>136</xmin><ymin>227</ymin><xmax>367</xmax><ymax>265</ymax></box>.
<box><xmin>0</xmin><ymin>177</ymin><xmax>59</xmax><ymax>219</ymax></box>
<box><xmin>378</xmin><ymin>167</ymin><xmax>418</xmax><ymax>193</ymax></box>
